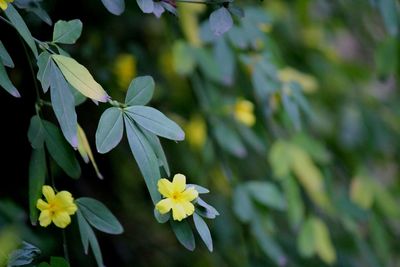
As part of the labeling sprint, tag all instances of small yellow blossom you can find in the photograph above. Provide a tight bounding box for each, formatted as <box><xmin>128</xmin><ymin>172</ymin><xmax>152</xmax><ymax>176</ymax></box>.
<box><xmin>185</xmin><ymin>115</ymin><xmax>207</xmax><ymax>149</ymax></box>
<box><xmin>278</xmin><ymin>67</ymin><xmax>318</xmax><ymax>94</ymax></box>
<box><xmin>233</xmin><ymin>99</ymin><xmax>256</xmax><ymax>127</ymax></box>
<box><xmin>0</xmin><ymin>0</ymin><xmax>13</xmax><ymax>10</ymax></box>
<box><xmin>36</xmin><ymin>186</ymin><xmax>77</xmax><ymax>228</ymax></box>
<box><xmin>155</xmin><ymin>174</ymin><xmax>199</xmax><ymax>221</ymax></box>
<box><xmin>114</xmin><ymin>54</ymin><xmax>136</xmax><ymax>90</ymax></box>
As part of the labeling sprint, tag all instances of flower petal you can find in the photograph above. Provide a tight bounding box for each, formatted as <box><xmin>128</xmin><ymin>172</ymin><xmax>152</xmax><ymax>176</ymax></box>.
<box><xmin>172</xmin><ymin>174</ymin><xmax>186</xmax><ymax>193</ymax></box>
<box><xmin>156</xmin><ymin>198</ymin><xmax>173</xmax><ymax>214</ymax></box>
<box><xmin>38</xmin><ymin>210</ymin><xmax>52</xmax><ymax>227</ymax></box>
<box><xmin>181</xmin><ymin>187</ymin><xmax>198</xmax><ymax>202</ymax></box>
<box><xmin>36</xmin><ymin>199</ymin><xmax>50</xmax><ymax>211</ymax></box>
<box><xmin>172</xmin><ymin>203</ymin><xmax>187</xmax><ymax>221</ymax></box>
<box><xmin>181</xmin><ymin>201</ymin><xmax>195</xmax><ymax>216</ymax></box>
<box><xmin>42</xmin><ymin>186</ymin><xmax>55</xmax><ymax>202</ymax></box>
<box><xmin>158</xmin><ymin>178</ymin><xmax>173</xmax><ymax>198</ymax></box>
<box><xmin>55</xmin><ymin>191</ymin><xmax>77</xmax><ymax>214</ymax></box>
<box><xmin>52</xmin><ymin>211</ymin><xmax>71</xmax><ymax>228</ymax></box>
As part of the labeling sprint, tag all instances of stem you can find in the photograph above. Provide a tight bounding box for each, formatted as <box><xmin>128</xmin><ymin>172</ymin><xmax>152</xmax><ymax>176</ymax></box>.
<box><xmin>62</xmin><ymin>230</ymin><xmax>70</xmax><ymax>262</ymax></box>
<box><xmin>0</xmin><ymin>15</ymin><xmax>13</xmax><ymax>27</ymax></box>
<box><xmin>108</xmin><ymin>99</ymin><xmax>127</xmax><ymax>109</ymax></box>
<box><xmin>21</xmin><ymin>38</ymin><xmax>42</xmax><ymax>103</ymax></box>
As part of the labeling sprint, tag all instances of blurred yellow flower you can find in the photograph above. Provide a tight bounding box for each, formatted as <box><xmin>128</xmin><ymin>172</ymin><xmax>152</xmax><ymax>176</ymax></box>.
<box><xmin>185</xmin><ymin>115</ymin><xmax>207</xmax><ymax>149</ymax></box>
<box><xmin>0</xmin><ymin>0</ymin><xmax>13</xmax><ymax>10</ymax></box>
<box><xmin>155</xmin><ymin>174</ymin><xmax>198</xmax><ymax>221</ymax></box>
<box><xmin>234</xmin><ymin>99</ymin><xmax>256</xmax><ymax>127</ymax></box>
<box><xmin>278</xmin><ymin>67</ymin><xmax>318</xmax><ymax>94</ymax></box>
<box><xmin>114</xmin><ymin>54</ymin><xmax>136</xmax><ymax>90</ymax></box>
<box><xmin>36</xmin><ymin>186</ymin><xmax>77</xmax><ymax>228</ymax></box>
<box><xmin>178</xmin><ymin>2</ymin><xmax>205</xmax><ymax>46</ymax></box>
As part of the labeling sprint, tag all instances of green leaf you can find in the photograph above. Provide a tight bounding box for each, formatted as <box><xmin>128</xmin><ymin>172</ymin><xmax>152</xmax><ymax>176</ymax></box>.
<box><xmin>282</xmin><ymin>91</ymin><xmax>301</xmax><ymax>131</ymax></box>
<box><xmin>28</xmin><ymin>148</ymin><xmax>46</xmax><ymax>226</ymax></box>
<box><xmin>313</xmin><ymin>218</ymin><xmax>336</xmax><ymax>264</ymax></box>
<box><xmin>50</xmin><ymin>63</ymin><xmax>78</xmax><ymax>148</ymax></box>
<box><xmin>378</xmin><ymin>0</ymin><xmax>399</xmax><ymax>36</ymax></box>
<box><xmin>27</xmin><ymin>115</ymin><xmax>45</xmax><ymax>149</ymax></box>
<box><xmin>140</xmin><ymin>128</ymin><xmax>170</xmax><ymax>176</ymax></box>
<box><xmin>42</xmin><ymin>120</ymin><xmax>81</xmax><ymax>179</ymax></box>
<box><xmin>187</xmin><ymin>184</ymin><xmax>209</xmax><ymax>194</ymax></box>
<box><xmin>269</xmin><ymin>140</ymin><xmax>291</xmax><ymax>179</ymax></box>
<box><xmin>125</xmin><ymin>76</ymin><xmax>155</xmax><ymax>106</ymax></box>
<box><xmin>136</xmin><ymin>0</ymin><xmax>154</xmax><ymax>13</ymax></box>
<box><xmin>53</xmin><ymin>19</ymin><xmax>83</xmax><ymax>44</ymax></box>
<box><xmin>0</xmin><ymin>62</ymin><xmax>20</xmax><ymax>98</ymax></box>
<box><xmin>38</xmin><ymin>263</ymin><xmax>51</xmax><ymax>267</ymax></box>
<box><xmin>52</xmin><ymin>55</ymin><xmax>109</xmax><ymax>102</ymax></box>
<box><xmin>77</xmin><ymin>210</ymin><xmax>90</xmax><ymax>253</ymax></box>
<box><xmin>246</xmin><ymin>181</ymin><xmax>286</xmax><ymax>210</ymax></box>
<box><xmin>297</xmin><ymin>218</ymin><xmax>315</xmax><ymax>258</ymax></box>
<box><xmin>193</xmin><ymin>213</ymin><xmax>213</xmax><ymax>252</ymax></box>
<box><xmin>170</xmin><ymin>220</ymin><xmax>196</xmax><ymax>251</ymax></box>
<box><xmin>125</xmin><ymin>106</ymin><xmax>185</xmax><ymax>141</ymax></box>
<box><xmin>196</xmin><ymin>198</ymin><xmax>219</xmax><ymax>219</ymax></box>
<box><xmin>36</xmin><ymin>52</ymin><xmax>53</xmax><ymax>93</ymax></box>
<box><xmin>251</xmin><ymin>219</ymin><xmax>287</xmax><ymax>266</ymax></box>
<box><xmin>233</xmin><ymin>185</ymin><xmax>254</xmax><ymax>223</ymax></box>
<box><xmin>4</xmin><ymin>4</ymin><xmax>38</xmax><ymax>58</ymax></box>
<box><xmin>375</xmin><ymin>37</ymin><xmax>398</xmax><ymax>77</ymax></box>
<box><xmin>7</xmin><ymin>242</ymin><xmax>41</xmax><ymax>267</ymax></box>
<box><xmin>209</xmin><ymin>7</ymin><xmax>233</xmax><ymax>36</ymax></box>
<box><xmin>76</xmin><ymin>197</ymin><xmax>123</xmax><ymax>235</ymax></box>
<box><xmin>172</xmin><ymin>41</ymin><xmax>196</xmax><ymax>76</ymax></box>
<box><xmin>283</xmin><ymin>176</ymin><xmax>304</xmax><ymax>229</ymax></box>
<box><xmin>124</xmin><ymin>115</ymin><xmax>161</xmax><ymax>203</ymax></box>
<box><xmin>101</xmin><ymin>0</ymin><xmax>125</xmax><ymax>15</ymax></box>
<box><xmin>154</xmin><ymin>208</ymin><xmax>170</xmax><ymax>223</ymax></box>
<box><xmin>213</xmin><ymin>121</ymin><xmax>246</xmax><ymax>157</ymax></box>
<box><xmin>0</xmin><ymin>41</ymin><xmax>14</xmax><ymax>68</ymax></box>
<box><xmin>76</xmin><ymin>210</ymin><xmax>104</xmax><ymax>267</ymax></box>
<box><xmin>370</xmin><ymin>214</ymin><xmax>390</xmax><ymax>263</ymax></box>
<box><xmin>193</xmin><ymin>47</ymin><xmax>221</xmax><ymax>82</ymax></box>
<box><xmin>214</xmin><ymin>37</ymin><xmax>235</xmax><ymax>85</ymax></box>
<box><xmin>95</xmin><ymin>107</ymin><xmax>124</xmax><ymax>153</ymax></box>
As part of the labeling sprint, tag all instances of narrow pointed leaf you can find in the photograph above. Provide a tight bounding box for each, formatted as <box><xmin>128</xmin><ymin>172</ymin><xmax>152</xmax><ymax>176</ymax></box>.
<box><xmin>42</xmin><ymin>120</ymin><xmax>81</xmax><ymax>179</ymax></box>
<box><xmin>76</xmin><ymin>197</ymin><xmax>123</xmax><ymax>234</ymax></box>
<box><xmin>171</xmin><ymin>220</ymin><xmax>196</xmax><ymax>251</ymax></box>
<box><xmin>140</xmin><ymin>128</ymin><xmax>170</xmax><ymax>176</ymax></box>
<box><xmin>27</xmin><ymin>115</ymin><xmax>45</xmax><ymax>149</ymax></box>
<box><xmin>52</xmin><ymin>55</ymin><xmax>109</xmax><ymax>102</ymax></box>
<box><xmin>36</xmin><ymin>52</ymin><xmax>52</xmax><ymax>93</ymax></box>
<box><xmin>50</xmin><ymin>64</ymin><xmax>78</xmax><ymax>148</ymax></box>
<box><xmin>0</xmin><ymin>41</ymin><xmax>14</xmax><ymax>68</ymax></box>
<box><xmin>0</xmin><ymin>63</ymin><xmax>20</xmax><ymax>97</ymax></box>
<box><xmin>28</xmin><ymin>148</ymin><xmax>46</xmax><ymax>225</ymax></box>
<box><xmin>124</xmin><ymin>115</ymin><xmax>161</xmax><ymax>203</ymax></box>
<box><xmin>4</xmin><ymin>4</ymin><xmax>38</xmax><ymax>57</ymax></box>
<box><xmin>95</xmin><ymin>107</ymin><xmax>124</xmax><ymax>154</ymax></box>
<box><xmin>77</xmin><ymin>210</ymin><xmax>104</xmax><ymax>267</ymax></box>
<box><xmin>193</xmin><ymin>213</ymin><xmax>213</xmax><ymax>252</ymax></box>
<box><xmin>78</xmin><ymin>125</ymin><xmax>103</xmax><ymax>179</ymax></box>
<box><xmin>125</xmin><ymin>106</ymin><xmax>185</xmax><ymax>141</ymax></box>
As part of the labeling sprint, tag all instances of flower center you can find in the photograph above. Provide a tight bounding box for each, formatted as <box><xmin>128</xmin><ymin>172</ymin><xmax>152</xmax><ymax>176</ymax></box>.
<box><xmin>172</xmin><ymin>192</ymin><xmax>180</xmax><ymax>200</ymax></box>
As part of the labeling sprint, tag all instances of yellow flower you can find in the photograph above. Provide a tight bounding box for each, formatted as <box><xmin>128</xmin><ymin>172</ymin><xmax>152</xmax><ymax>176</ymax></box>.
<box><xmin>185</xmin><ymin>115</ymin><xmax>207</xmax><ymax>149</ymax></box>
<box><xmin>0</xmin><ymin>0</ymin><xmax>13</xmax><ymax>10</ymax></box>
<box><xmin>155</xmin><ymin>174</ymin><xmax>199</xmax><ymax>221</ymax></box>
<box><xmin>36</xmin><ymin>186</ymin><xmax>77</xmax><ymax>228</ymax></box>
<box><xmin>114</xmin><ymin>54</ymin><xmax>136</xmax><ymax>90</ymax></box>
<box><xmin>278</xmin><ymin>67</ymin><xmax>318</xmax><ymax>94</ymax></box>
<box><xmin>233</xmin><ymin>99</ymin><xmax>256</xmax><ymax>127</ymax></box>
